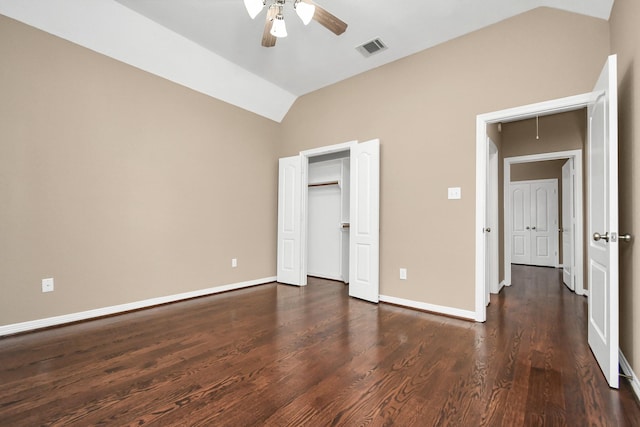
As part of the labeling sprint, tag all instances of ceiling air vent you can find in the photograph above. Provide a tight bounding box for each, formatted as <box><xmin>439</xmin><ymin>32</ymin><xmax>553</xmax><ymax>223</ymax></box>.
<box><xmin>356</xmin><ymin>38</ymin><xmax>387</xmax><ymax>58</ymax></box>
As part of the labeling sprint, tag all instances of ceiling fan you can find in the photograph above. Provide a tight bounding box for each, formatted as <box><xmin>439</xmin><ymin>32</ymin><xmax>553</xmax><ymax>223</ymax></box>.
<box><xmin>243</xmin><ymin>0</ymin><xmax>348</xmax><ymax>47</ymax></box>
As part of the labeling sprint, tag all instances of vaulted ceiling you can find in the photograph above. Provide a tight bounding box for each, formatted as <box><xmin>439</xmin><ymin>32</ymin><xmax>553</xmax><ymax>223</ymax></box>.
<box><xmin>0</xmin><ymin>0</ymin><xmax>614</xmax><ymax>121</ymax></box>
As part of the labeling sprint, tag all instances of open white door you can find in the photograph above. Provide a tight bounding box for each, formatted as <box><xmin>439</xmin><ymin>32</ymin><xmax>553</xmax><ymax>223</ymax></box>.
<box><xmin>277</xmin><ymin>156</ymin><xmax>303</xmax><ymax>286</ymax></box>
<box><xmin>529</xmin><ymin>180</ymin><xmax>558</xmax><ymax>267</ymax></box>
<box><xmin>486</xmin><ymin>139</ymin><xmax>499</xmax><ymax>299</ymax></box>
<box><xmin>349</xmin><ymin>139</ymin><xmax>380</xmax><ymax>303</ymax></box>
<box><xmin>562</xmin><ymin>159</ymin><xmax>575</xmax><ymax>290</ymax></box>
<box><xmin>587</xmin><ymin>54</ymin><xmax>619</xmax><ymax>389</ymax></box>
<box><xmin>510</xmin><ymin>183</ymin><xmax>531</xmax><ymax>265</ymax></box>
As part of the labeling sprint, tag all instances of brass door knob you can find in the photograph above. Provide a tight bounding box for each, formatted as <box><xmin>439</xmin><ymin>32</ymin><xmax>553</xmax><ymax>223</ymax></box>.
<box><xmin>593</xmin><ymin>232</ymin><xmax>610</xmax><ymax>242</ymax></box>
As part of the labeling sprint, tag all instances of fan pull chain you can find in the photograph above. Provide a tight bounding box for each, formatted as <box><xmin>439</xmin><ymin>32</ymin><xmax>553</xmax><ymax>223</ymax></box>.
<box><xmin>536</xmin><ymin>115</ymin><xmax>540</xmax><ymax>140</ymax></box>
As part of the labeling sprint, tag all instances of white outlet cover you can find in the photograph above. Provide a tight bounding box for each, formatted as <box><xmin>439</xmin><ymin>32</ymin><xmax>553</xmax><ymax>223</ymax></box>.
<box><xmin>448</xmin><ymin>187</ymin><xmax>461</xmax><ymax>200</ymax></box>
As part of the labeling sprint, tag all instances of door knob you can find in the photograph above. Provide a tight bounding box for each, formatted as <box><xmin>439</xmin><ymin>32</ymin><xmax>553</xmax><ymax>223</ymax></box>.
<box><xmin>620</xmin><ymin>233</ymin><xmax>632</xmax><ymax>243</ymax></box>
<box><xmin>531</xmin><ymin>226</ymin><xmax>536</xmax><ymax>230</ymax></box>
<box><xmin>526</xmin><ymin>226</ymin><xmax>530</xmax><ymax>230</ymax></box>
<box><xmin>593</xmin><ymin>232</ymin><xmax>610</xmax><ymax>242</ymax></box>
<box><xmin>485</xmin><ymin>227</ymin><xmax>491</xmax><ymax>233</ymax></box>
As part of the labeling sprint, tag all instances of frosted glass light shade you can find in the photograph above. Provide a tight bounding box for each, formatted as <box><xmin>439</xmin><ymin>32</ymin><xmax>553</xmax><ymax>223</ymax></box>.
<box><xmin>295</xmin><ymin>1</ymin><xmax>316</xmax><ymax>25</ymax></box>
<box><xmin>244</xmin><ymin>0</ymin><xmax>264</xmax><ymax>19</ymax></box>
<box><xmin>270</xmin><ymin>16</ymin><xmax>288</xmax><ymax>38</ymax></box>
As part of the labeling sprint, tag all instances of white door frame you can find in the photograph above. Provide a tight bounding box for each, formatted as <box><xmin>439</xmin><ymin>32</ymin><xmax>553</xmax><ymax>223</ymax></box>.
<box><xmin>299</xmin><ymin>141</ymin><xmax>358</xmax><ymax>285</ymax></box>
<box><xmin>475</xmin><ymin>93</ymin><xmax>591</xmax><ymax>322</ymax></box>
<box><xmin>562</xmin><ymin>159</ymin><xmax>576</xmax><ymax>290</ymax></box>
<box><xmin>487</xmin><ymin>138</ymin><xmax>500</xmax><ymax>297</ymax></box>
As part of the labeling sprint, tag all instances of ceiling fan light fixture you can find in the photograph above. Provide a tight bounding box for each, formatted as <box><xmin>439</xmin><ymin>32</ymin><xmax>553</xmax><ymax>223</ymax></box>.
<box><xmin>270</xmin><ymin>14</ymin><xmax>288</xmax><ymax>38</ymax></box>
<box><xmin>244</xmin><ymin>0</ymin><xmax>265</xmax><ymax>19</ymax></box>
<box><xmin>295</xmin><ymin>1</ymin><xmax>316</xmax><ymax>25</ymax></box>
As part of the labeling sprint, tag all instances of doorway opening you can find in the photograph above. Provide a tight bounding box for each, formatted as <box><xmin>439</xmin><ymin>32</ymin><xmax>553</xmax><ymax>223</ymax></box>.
<box><xmin>503</xmin><ymin>151</ymin><xmax>584</xmax><ymax>296</ymax></box>
<box><xmin>307</xmin><ymin>150</ymin><xmax>350</xmax><ymax>283</ymax></box>
<box><xmin>475</xmin><ymin>92</ymin><xmax>592</xmax><ymax>322</ymax></box>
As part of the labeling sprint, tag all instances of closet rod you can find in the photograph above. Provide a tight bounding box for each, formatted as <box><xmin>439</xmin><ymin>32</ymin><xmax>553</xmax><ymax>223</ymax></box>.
<box><xmin>308</xmin><ymin>181</ymin><xmax>339</xmax><ymax>188</ymax></box>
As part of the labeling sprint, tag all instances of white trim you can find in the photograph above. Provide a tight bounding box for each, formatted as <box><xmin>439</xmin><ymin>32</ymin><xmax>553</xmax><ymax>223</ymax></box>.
<box><xmin>476</xmin><ymin>93</ymin><xmax>592</xmax><ymax>322</ymax></box>
<box><xmin>582</xmin><ymin>289</ymin><xmax>589</xmax><ymax>297</ymax></box>
<box><xmin>504</xmin><ymin>151</ymin><xmax>584</xmax><ymax>295</ymax></box>
<box><xmin>619</xmin><ymin>350</ymin><xmax>640</xmax><ymax>401</ymax></box>
<box><xmin>0</xmin><ymin>276</ymin><xmax>276</xmax><ymax>337</ymax></box>
<box><xmin>379</xmin><ymin>295</ymin><xmax>476</xmax><ymax>320</ymax></box>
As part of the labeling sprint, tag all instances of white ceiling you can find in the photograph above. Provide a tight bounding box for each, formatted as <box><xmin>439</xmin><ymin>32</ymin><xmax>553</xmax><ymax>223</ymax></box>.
<box><xmin>0</xmin><ymin>0</ymin><xmax>613</xmax><ymax>121</ymax></box>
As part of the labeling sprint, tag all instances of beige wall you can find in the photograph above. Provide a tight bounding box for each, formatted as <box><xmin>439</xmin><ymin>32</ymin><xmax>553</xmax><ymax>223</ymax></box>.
<box><xmin>0</xmin><ymin>15</ymin><xmax>280</xmax><ymax>325</ymax></box>
<box><xmin>510</xmin><ymin>160</ymin><xmax>565</xmax><ymax>182</ymax></box>
<box><xmin>501</xmin><ymin>110</ymin><xmax>586</xmax><ymax>158</ymax></box>
<box><xmin>281</xmin><ymin>8</ymin><xmax>609</xmax><ymax>310</ymax></box>
<box><xmin>610</xmin><ymin>0</ymin><xmax>640</xmax><ymax>375</ymax></box>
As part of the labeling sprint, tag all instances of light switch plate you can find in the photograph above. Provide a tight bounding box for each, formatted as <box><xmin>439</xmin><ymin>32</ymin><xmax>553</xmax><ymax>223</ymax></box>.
<box><xmin>400</xmin><ymin>268</ymin><xmax>407</xmax><ymax>280</ymax></box>
<box><xmin>448</xmin><ymin>187</ymin><xmax>461</xmax><ymax>200</ymax></box>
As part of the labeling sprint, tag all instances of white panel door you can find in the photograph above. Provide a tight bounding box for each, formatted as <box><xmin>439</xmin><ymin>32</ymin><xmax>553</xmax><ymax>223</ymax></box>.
<box><xmin>510</xmin><ymin>180</ymin><xmax>558</xmax><ymax>267</ymax></box>
<box><xmin>562</xmin><ymin>159</ymin><xmax>574</xmax><ymax>289</ymax></box>
<box><xmin>510</xmin><ymin>183</ymin><xmax>530</xmax><ymax>264</ymax></box>
<box><xmin>349</xmin><ymin>139</ymin><xmax>380</xmax><ymax>303</ymax></box>
<box><xmin>530</xmin><ymin>181</ymin><xmax>558</xmax><ymax>267</ymax></box>
<box><xmin>587</xmin><ymin>55</ymin><xmax>619</xmax><ymax>389</ymax></box>
<box><xmin>277</xmin><ymin>156</ymin><xmax>303</xmax><ymax>286</ymax></box>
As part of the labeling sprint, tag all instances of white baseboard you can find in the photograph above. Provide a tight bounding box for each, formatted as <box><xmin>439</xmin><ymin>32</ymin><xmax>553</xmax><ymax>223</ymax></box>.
<box><xmin>379</xmin><ymin>294</ymin><xmax>476</xmax><ymax>320</ymax></box>
<box><xmin>0</xmin><ymin>276</ymin><xmax>276</xmax><ymax>337</ymax></box>
<box><xmin>619</xmin><ymin>350</ymin><xmax>640</xmax><ymax>400</ymax></box>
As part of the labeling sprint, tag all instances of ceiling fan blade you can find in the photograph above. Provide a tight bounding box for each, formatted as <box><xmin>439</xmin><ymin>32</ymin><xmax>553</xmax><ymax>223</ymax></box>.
<box><xmin>261</xmin><ymin>6</ymin><xmax>277</xmax><ymax>47</ymax></box>
<box><xmin>305</xmin><ymin>1</ymin><xmax>347</xmax><ymax>36</ymax></box>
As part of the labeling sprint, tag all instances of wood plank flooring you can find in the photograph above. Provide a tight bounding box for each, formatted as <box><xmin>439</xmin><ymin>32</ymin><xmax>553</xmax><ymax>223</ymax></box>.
<box><xmin>1</xmin><ymin>265</ymin><xmax>639</xmax><ymax>425</ymax></box>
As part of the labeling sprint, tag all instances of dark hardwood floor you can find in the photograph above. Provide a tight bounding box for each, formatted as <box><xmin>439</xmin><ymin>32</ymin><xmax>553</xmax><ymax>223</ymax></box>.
<box><xmin>1</xmin><ymin>265</ymin><xmax>639</xmax><ymax>426</ymax></box>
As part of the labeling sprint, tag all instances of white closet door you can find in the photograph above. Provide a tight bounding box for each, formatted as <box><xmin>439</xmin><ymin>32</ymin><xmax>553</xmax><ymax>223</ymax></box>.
<box><xmin>349</xmin><ymin>139</ymin><xmax>380</xmax><ymax>303</ymax></box>
<box><xmin>530</xmin><ymin>181</ymin><xmax>558</xmax><ymax>267</ymax></box>
<box><xmin>510</xmin><ymin>183</ymin><xmax>531</xmax><ymax>264</ymax></box>
<box><xmin>562</xmin><ymin>159</ymin><xmax>574</xmax><ymax>289</ymax></box>
<box><xmin>277</xmin><ymin>156</ymin><xmax>303</xmax><ymax>285</ymax></box>
<box><xmin>510</xmin><ymin>180</ymin><xmax>558</xmax><ymax>267</ymax></box>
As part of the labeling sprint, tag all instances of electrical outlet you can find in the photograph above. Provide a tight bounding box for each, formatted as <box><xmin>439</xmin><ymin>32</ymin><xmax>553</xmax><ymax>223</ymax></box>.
<box><xmin>231</xmin><ymin>258</ymin><xmax>238</xmax><ymax>268</ymax></box>
<box><xmin>42</xmin><ymin>278</ymin><xmax>54</xmax><ymax>293</ymax></box>
<box><xmin>400</xmin><ymin>268</ymin><xmax>407</xmax><ymax>280</ymax></box>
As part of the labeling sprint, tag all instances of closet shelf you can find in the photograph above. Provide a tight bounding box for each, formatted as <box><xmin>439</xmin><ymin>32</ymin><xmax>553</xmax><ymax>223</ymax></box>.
<box><xmin>308</xmin><ymin>180</ymin><xmax>340</xmax><ymax>188</ymax></box>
